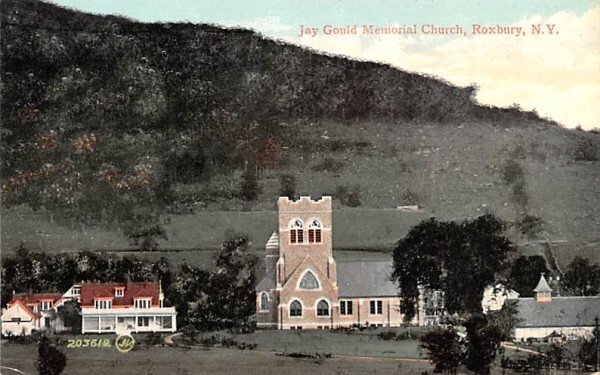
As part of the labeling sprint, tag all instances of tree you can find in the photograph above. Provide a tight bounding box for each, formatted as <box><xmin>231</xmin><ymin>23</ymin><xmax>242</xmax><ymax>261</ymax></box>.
<box><xmin>208</xmin><ymin>233</ymin><xmax>258</xmax><ymax>328</ymax></box>
<box><xmin>279</xmin><ymin>174</ymin><xmax>297</xmax><ymax>199</ymax></box>
<box><xmin>563</xmin><ymin>257</ymin><xmax>600</xmax><ymax>296</ymax></box>
<box><xmin>579</xmin><ymin>317</ymin><xmax>600</xmax><ymax>371</ymax></box>
<box><xmin>486</xmin><ymin>300</ymin><xmax>521</xmax><ymax>341</ymax></box>
<box><xmin>420</xmin><ymin>327</ymin><xmax>463</xmax><ymax>374</ymax></box>
<box><xmin>508</xmin><ymin>255</ymin><xmax>549</xmax><ymax>297</ymax></box>
<box><xmin>464</xmin><ymin>314</ymin><xmax>503</xmax><ymax>374</ymax></box>
<box><xmin>37</xmin><ymin>335</ymin><xmax>67</xmax><ymax>375</ymax></box>
<box><xmin>239</xmin><ymin>168</ymin><xmax>260</xmax><ymax>201</ymax></box>
<box><xmin>392</xmin><ymin>215</ymin><xmax>513</xmax><ymax>320</ymax></box>
<box><xmin>122</xmin><ymin>212</ymin><xmax>168</xmax><ymax>251</ymax></box>
<box><xmin>56</xmin><ymin>300</ymin><xmax>81</xmax><ymax>333</ymax></box>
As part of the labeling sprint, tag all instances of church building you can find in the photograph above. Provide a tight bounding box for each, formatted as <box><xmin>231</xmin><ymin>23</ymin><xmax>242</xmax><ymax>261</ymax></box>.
<box><xmin>256</xmin><ymin>196</ymin><xmax>428</xmax><ymax>329</ymax></box>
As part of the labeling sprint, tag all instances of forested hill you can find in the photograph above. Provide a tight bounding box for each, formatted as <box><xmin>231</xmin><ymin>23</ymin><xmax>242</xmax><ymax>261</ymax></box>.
<box><xmin>1</xmin><ymin>0</ymin><xmax>599</xmax><ymax>269</ymax></box>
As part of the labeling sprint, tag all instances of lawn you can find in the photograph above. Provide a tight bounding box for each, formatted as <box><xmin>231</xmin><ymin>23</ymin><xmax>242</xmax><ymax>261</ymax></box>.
<box><xmin>1</xmin><ymin>329</ymin><xmax>433</xmax><ymax>374</ymax></box>
<box><xmin>199</xmin><ymin>327</ymin><xmax>429</xmax><ymax>359</ymax></box>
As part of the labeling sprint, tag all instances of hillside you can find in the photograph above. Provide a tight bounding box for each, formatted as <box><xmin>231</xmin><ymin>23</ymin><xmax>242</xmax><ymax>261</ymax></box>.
<box><xmin>1</xmin><ymin>0</ymin><xmax>599</xmax><ymax>269</ymax></box>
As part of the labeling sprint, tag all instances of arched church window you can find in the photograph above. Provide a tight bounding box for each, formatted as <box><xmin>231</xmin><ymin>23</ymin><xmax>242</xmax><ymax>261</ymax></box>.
<box><xmin>299</xmin><ymin>271</ymin><xmax>320</xmax><ymax>290</ymax></box>
<box><xmin>316</xmin><ymin>299</ymin><xmax>330</xmax><ymax>316</ymax></box>
<box><xmin>308</xmin><ymin>218</ymin><xmax>322</xmax><ymax>244</ymax></box>
<box><xmin>290</xmin><ymin>300</ymin><xmax>302</xmax><ymax>317</ymax></box>
<box><xmin>260</xmin><ymin>292</ymin><xmax>269</xmax><ymax>311</ymax></box>
<box><xmin>290</xmin><ymin>219</ymin><xmax>304</xmax><ymax>244</ymax></box>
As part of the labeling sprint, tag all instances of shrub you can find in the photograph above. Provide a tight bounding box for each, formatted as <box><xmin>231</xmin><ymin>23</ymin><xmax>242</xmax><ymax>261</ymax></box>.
<box><xmin>143</xmin><ymin>332</ymin><xmax>163</xmax><ymax>346</ymax></box>
<box><xmin>37</xmin><ymin>335</ymin><xmax>67</xmax><ymax>375</ymax></box>
<box><xmin>573</xmin><ymin>139</ymin><xmax>599</xmax><ymax>161</ymax></box>
<box><xmin>311</xmin><ymin>158</ymin><xmax>344</xmax><ymax>173</ymax></box>
<box><xmin>279</xmin><ymin>174</ymin><xmax>297</xmax><ymax>198</ymax></box>
<box><xmin>335</xmin><ymin>185</ymin><xmax>361</xmax><ymax>207</ymax></box>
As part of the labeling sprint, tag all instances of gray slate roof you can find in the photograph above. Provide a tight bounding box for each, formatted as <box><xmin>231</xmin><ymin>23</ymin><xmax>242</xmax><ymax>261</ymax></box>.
<box><xmin>256</xmin><ymin>269</ymin><xmax>276</xmax><ymax>291</ymax></box>
<box><xmin>337</xmin><ymin>261</ymin><xmax>399</xmax><ymax>298</ymax></box>
<box><xmin>516</xmin><ymin>297</ymin><xmax>600</xmax><ymax>328</ymax></box>
<box><xmin>256</xmin><ymin>261</ymin><xmax>400</xmax><ymax>297</ymax></box>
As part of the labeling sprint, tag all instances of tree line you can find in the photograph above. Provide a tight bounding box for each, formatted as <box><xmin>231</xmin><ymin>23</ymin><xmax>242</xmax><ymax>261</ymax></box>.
<box><xmin>1</xmin><ymin>233</ymin><xmax>258</xmax><ymax>332</ymax></box>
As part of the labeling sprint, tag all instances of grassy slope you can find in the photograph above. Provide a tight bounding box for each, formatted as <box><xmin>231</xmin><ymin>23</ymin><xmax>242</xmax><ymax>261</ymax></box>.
<box><xmin>1</xmin><ymin>0</ymin><xmax>599</xmax><ymax>270</ymax></box>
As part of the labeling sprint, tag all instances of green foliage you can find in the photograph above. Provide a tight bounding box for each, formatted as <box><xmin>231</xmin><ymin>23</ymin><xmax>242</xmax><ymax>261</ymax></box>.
<box><xmin>579</xmin><ymin>321</ymin><xmax>599</xmax><ymax>370</ymax></box>
<box><xmin>573</xmin><ymin>139</ymin><xmax>599</xmax><ymax>162</ymax></box>
<box><xmin>485</xmin><ymin>300</ymin><xmax>521</xmax><ymax>341</ymax></box>
<box><xmin>37</xmin><ymin>335</ymin><xmax>67</xmax><ymax>375</ymax></box>
<box><xmin>168</xmin><ymin>233</ymin><xmax>258</xmax><ymax>330</ymax></box>
<box><xmin>464</xmin><ymin>314</ymin><xmax>503</xmax><ymax>374</ymax></box>
<box><xmin>508</xmin><ymin>255</ymin><xmax>549</xmax><ymax>297</ymax></box>
<box><xmin>279</xmin><ymin>174</ymin><xmax>297</xmax><ymax>199</ymax></box>
<box><xmin>517</xmin><ymin>215</ymin><xmax>545</xmax><ymax>237</ymax></box>
<box><xmin>56</xmin><ymin>300</ymin><xmax>81</xmax><ymax>333</ymax></box>
<box><xmin>335</xmin><ymin>185</ymin><xmax>362</xmax><ymax>207</ymax></box>
<box><xmin>392</xmin><ymin>215</ymin><xmax>513</xmax><ymax>320</ymax></box>
<box><xmin>563</xmin><ymin>257</ymin><xmax>600</xmax><ymax>296</ymax></box>
<box><xmin>419</xmin><ymin>327</ymin><xmax>463</xmax><ymax>374</ymax></box>
<box><xmin>239</xmin><ymin>169</ymin><xmax>260</xmax><ymax>201</ymax></box>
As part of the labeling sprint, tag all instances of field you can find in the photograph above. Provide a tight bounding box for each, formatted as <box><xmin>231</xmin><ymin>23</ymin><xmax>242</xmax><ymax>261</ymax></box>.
<box><xmin>2</xmin><ymin>329</ymin><xmax>590</xmax><ymax>375</ymax></box>
<box><xmin>3</xmin><ymin>121</ymin><xmax>599</xmax><ymax>271</ymax></box>
<box><xmin>0</xmin><ymin>205</ymin><xmax>430</xmax><ymax>267</ymax></box>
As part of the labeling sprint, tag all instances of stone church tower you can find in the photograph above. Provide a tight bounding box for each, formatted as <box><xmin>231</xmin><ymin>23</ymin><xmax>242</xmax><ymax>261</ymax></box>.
<box><xmin>256</xmin><ymin>196</ymin><xmax>339</xmax><ymax>329</ymax></box>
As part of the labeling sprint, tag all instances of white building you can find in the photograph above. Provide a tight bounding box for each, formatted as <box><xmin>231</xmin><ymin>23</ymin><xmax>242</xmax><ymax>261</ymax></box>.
<box><xmin>1</xmin><ymin>293</ymin><xmax>63</xmax><ymax>336</ymax></box>
<box><xmin>72</xmin><ymin>281</ymin><xmax>177</xmax><ymax>334</ymax></box>
<box><xmin>513</xmin><ymin>274</ymin><xmax>600</xmax><ymax>341</ymax></box>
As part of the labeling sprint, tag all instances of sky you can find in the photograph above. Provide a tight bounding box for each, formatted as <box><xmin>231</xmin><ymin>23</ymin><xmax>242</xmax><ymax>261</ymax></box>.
<box><xmin>52</xmin><ymin>0</ymin><xmax>600</xmax><ymax>130</ymax></box>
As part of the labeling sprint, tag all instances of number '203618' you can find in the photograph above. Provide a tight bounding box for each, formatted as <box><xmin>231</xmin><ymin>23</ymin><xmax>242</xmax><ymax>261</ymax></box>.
<box><xmin>67</xmin><ymin>338</ymin><xmax>111</xmax><ymax>348</ymax></box>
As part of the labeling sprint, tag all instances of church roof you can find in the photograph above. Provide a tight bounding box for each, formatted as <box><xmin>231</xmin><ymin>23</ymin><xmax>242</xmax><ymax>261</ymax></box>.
<box><xmin>516</xmin><ymin>296</ymin><xmax>600</xmax><ymax>328</ymax></box>
<box><xmin>266</xmin><ymin>232</ymin><xmax>279</xmax><ymax>249</ymax></box>
<box><xmin>256</xmin><ymin>269</ymin><xmax>276</xmax><ymax>291</ymax></box>
<box><xmin>337</xmin><ymin>261</ymin><xmax>398</xmax><ymax>298</ymax></box>
<box><xmin>533</xmin><ymin>274</ymin><xmax>553</xmax><ymax>293</ymax></box>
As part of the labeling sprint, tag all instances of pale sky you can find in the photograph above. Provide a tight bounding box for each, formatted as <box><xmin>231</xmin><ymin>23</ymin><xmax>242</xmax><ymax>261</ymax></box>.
<box><xmin>52</xmin><ymin>0</ymin><xmax>600</xmax><ymax>130</ymax></box>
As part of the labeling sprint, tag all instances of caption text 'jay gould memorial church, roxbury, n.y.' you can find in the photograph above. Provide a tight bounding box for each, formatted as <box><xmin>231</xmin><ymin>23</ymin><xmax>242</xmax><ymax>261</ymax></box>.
<box><xmin>255</xmin><ymin>196</ymin><xmax>436</xmax><ymax>330</ymax></box>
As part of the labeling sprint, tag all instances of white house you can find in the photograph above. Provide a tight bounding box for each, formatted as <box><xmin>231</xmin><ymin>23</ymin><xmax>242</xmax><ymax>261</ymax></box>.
<box><xmin>71</xmin><ymin>281</ymin><xmax>177</xmax><ymax>334</ymax></box>
<box><xmin>513</xmin><ymin>274</ymin><xmax>600</xmax><ymax>341</ymax></box>
<box><xmin>1</xmin><ymin>293</ymin><xmax>62</xmax><ymax>336</ymax></box>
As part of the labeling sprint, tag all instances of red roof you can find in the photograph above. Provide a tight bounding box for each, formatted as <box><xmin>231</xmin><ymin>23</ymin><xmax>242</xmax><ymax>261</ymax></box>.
<box><xmin>7</xmin><ymin>293</ymin><xmax>63</xmax><ymax>319</ymax></box>
<box><xmin>79</xmin><ymin>282</ymin><xmax>160</xmax><ymax>307</ymax></box>
<box><xmin>8</xmin><ymin>293</ymin><xmax>63</xmax><ymax>306</ymax></box>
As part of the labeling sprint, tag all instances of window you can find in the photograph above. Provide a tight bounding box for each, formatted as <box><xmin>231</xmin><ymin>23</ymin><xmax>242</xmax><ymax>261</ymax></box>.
<box><xmin>134</xmin><ymin>299</ymin><xmax>151</xmax><ymax>309</ymax></box>
<box><xmin>299</xmin><ymin>271</ymin><xmax>320</xmax><ymax>290</ymax></box>
<box><xmin>369</xmin><ymin>300</ymin><xmax>383</xmax><ymax>315</ymax></box>
<box><xmin>289</xmin><ymin>300</ymin><xmax>302</xmax><ymax>317</ymax></box>
<box><xmin>11</xmin><ymin>317</ymin><xmax>22</xmax><ymax>323</ymax></box>
<box><xmin>94</xmin><ymin>300</ymin><xmax>112</xmax><ymax>309</ymax></box>
<box><xmin>72</xmin><ymin>287</ymin><xmax>81</xmax><ymax>296</ymax></box>
<box><xmin>137</xmin><ymin>317</ymin><xmax>150</xmax><ymax>327</ymax></box>
<box><xmin>115</xmin><ymin>288</ymin><xmax>124</xmax><ymax>297</ymax></box>
<box><xmin>316</xmin><ymin>300</ymin><xmax>330</xmax><ymax>316</ymax></box>
<box><xmin>40</xmin><ymin>301</ymin><xmax>52</xmax><ymax>310</ymax></box>
<box><xmin>340</xmin><ymin>300</ymin><xmax>353</xmax><ymax>315</ymax></box>
<box><xmin>290</xmin><ymin>219</ymin><xmax>304</xmax><ymax>244</ymax></box>
<box><xmin>260</xmin><ymin>292</ymin><xmax>269</xmax><ymax>311</ymax></box>
<box><xmin>308</xmin><ymin>219</ymin><xmax>322</xmax><ymax>243</ymax></box>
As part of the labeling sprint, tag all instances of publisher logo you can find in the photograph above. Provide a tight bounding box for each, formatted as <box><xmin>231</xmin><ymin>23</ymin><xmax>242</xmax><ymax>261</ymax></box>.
<box><xmin>115</xmin><ymin>334</ymin><xmax>135</xmax><ymax>353</ymax></box>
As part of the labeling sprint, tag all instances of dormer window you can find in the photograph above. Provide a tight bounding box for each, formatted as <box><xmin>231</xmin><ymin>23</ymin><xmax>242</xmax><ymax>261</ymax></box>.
<box><xmin>40</xmin><ymin>301</ymin><xmax>52</xmax><ymax>310</ymax></box>
<box><xmin>308</xmin><ymin>219</ymin><xmax>322</xmax><ymax>244</ymax></box>
<box><xmin>94</xmin><ymin>299</ymin><xmax>112</xmax><ymax>309</ymax></box>
<box><xmin>72</xmin><ymin>287</ymin><xmax>81</xmax><ymax>296</ymax></box>
<box><xmin>114</xmin><ymin>287</ymin><xmax>125</xmax><ymax>298</ymax></box>
<box><xmin>134</xmin><ymin>298</ymin><xmax>151</xmax><ymax>309</ymax></box>
<box><xmin>290</xmin><ymin>219</ymin><xmax>304</xmax><ymax>244</ymax></box>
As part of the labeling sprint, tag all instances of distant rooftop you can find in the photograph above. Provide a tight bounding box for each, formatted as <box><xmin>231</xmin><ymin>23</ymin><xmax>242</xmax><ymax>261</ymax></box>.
<box><xmin>516</xmin><ymin>296</ymin><xmax>600</xmax><ymax>328</ymax></box>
